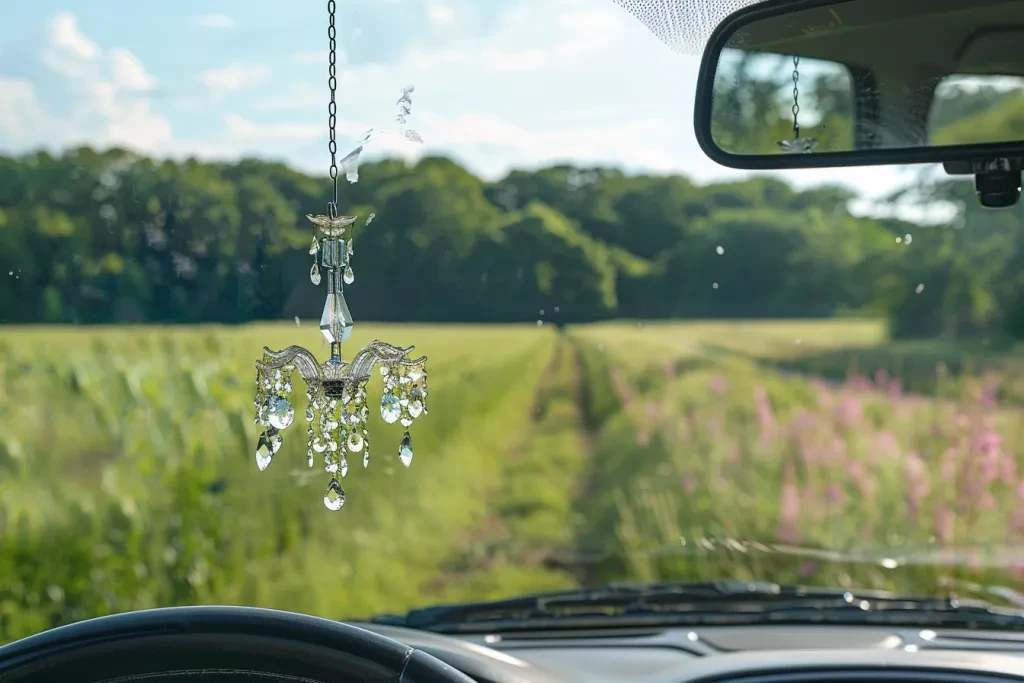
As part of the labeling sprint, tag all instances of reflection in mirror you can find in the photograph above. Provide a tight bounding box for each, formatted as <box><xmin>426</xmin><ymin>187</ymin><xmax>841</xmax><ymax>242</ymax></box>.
<box><xmin>930</xmin><ymin>75</ymin><xmax>1024</xmax><ymax>146</ymax></box>
<box><xmin>712</xmin><ymin>50</ymin><xmax>854</xmax><ymax>155</ymax></box>
<box><xmin>705</xmin><ymin>0</ymin><xmax>1024</xmax><ymax>158</ymax></box>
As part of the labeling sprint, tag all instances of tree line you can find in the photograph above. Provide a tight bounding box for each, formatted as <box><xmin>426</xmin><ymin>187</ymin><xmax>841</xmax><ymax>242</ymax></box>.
<box><xmin>0</xmin><ymin>146</ymin><xmax>1021</xmax><ymax>339</ymax></box>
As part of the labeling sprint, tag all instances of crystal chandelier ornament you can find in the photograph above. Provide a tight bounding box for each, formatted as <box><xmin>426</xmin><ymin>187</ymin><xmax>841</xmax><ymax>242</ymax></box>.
<box><xmin>252</xmin><ymin>0</ymin><xmax>428</xmax><ymax>510</ymax></box>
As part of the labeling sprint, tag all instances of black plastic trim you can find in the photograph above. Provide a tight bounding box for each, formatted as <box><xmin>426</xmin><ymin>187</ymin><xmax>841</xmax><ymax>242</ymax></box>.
<box><xmin>0</xmin><ymin>606</ymin><xmax>474</xmax><ymax>683</ymax></box>
<box><xmin>692</xmin><ymin>0</ymin><xmax>1024</xmax><ymax>170</ymax></box>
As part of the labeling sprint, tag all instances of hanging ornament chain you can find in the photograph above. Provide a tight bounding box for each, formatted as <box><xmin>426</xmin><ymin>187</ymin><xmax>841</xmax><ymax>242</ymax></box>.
<box><xmin>777</xmin><ymin>55</ymin><xmax>817</xmax><ymax>154</ymax></box>
<box><xmin>309</xmin><ymin>0</ymin><xmax>341</xmax><ymax>285</ymax></box>
<box><xmin>327</xmin><ymin>0</ymin><xmax>339</xmax><ymax>218</ymax></box>
<box><xmin>791</xmin><ymin>55</ymin><xmax>801</xmax><ymax>140</ymax></box>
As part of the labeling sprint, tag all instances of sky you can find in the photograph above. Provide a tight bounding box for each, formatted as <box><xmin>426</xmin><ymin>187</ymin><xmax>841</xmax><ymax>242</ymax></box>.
<box><xmin>0</xmin><ymin>0</ymin><xmax>920</xmax><ymax>204</ymax></box>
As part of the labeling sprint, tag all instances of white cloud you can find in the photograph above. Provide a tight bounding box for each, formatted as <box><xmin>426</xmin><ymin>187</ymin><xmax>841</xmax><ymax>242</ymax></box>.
<box><xmin>2</xmin><ymin>12</ymin><xmax>174</xmax><ymax>156</ymax></box>
<box><xmin>194</xmin><ymin>13</ymin><xmax>235</xmax><ymax>29</ymax></box>
<box><xmin>109</xmin><ymin>48</ymin><xmax>155</xmax><ymax>91</ymax></box>
<box><xmin>427</xmin><ymin>4</ymin><xmax>455</xmax><ymax>24</ymax></box>
<box><xmin>50</xmin><ymin>12</ymin><xmax>99</xmax><ymax>60</ymax></box>
<box><xmin>0</xmin><ymin>78</ymin><xmax>53</xmax><ymax>140</ymax></box>
<box><xmin>200</xmin><ymin>62</ymin><xmax>270</xmax><ymax>92</ymax></box>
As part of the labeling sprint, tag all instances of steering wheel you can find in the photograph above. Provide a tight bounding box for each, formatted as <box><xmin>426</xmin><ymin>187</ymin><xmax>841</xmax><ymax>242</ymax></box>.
<box><xmin>0</xmin><ymin>606</ymin><xmax>476</xmax><ymax>683</ymax></box>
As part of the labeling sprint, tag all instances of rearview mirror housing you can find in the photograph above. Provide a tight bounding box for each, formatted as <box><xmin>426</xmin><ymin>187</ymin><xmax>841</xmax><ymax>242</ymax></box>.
<box><xmin>694</xmin><ymin>0</ymin><xmax>1024</xmax><ymax>178</ymax></box>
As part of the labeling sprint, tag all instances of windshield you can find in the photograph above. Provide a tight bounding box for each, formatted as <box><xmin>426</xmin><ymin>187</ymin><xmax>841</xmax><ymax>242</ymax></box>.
<box><xmin>1</xmin><ymin>0</ymin><xmax>1023</xmax><ymax>641</ymax></box>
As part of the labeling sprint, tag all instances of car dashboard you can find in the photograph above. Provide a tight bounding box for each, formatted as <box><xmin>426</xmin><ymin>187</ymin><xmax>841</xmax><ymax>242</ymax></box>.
<box><xmin>358</xmin><ymin>623</ymin><xmax>1024</xmax><ymax>683</ymax></box>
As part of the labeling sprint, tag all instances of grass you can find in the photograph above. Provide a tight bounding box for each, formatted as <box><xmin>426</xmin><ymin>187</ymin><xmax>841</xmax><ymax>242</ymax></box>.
<box><xmin>0</xmin><ymin>319</ymin><xmax>1022</xmax><ymax>641</ymax></box>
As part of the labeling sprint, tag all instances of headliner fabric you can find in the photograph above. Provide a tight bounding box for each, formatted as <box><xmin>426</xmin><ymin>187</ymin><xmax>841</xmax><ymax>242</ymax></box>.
<box><xmin>613</xmin><ymin>0</ymin><xmax>767</xmax><ymax>53</ymax></box>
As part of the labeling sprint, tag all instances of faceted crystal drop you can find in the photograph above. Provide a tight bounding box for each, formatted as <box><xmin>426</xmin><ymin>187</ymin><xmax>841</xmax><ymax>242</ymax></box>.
<box><xmin>268</xmin><ymin>429</ymin><xmax>283</xmax><ymax>454</ymax></box>
<box><xmin>310</xmin><ymin>262</ymin><xmax>321</xmax><ymax>285</ymax></box>
<box><xmin>320</xmin><ymin>292</ymin><xmax>353</xmax><ymax>344</ymax></box>
<box><xmin>312</xmin><ymin>438</ymin><xmax>327</xmax><ymax>453</ymax></box>
<box><xmin>255</xmin><ymin>432</ymin><xmax>274</xmax><ymax>471</ymax></box>
<box><xmin>325</xmin><ymin>456</ymin><xmax>338</xmax><ymax>474</ymax></box>
<box><xmin>305</xmin><ymin>407</ymin><xmax>315</xmax><ymax>422</ymax></box>
<box><xmin>363</xmin><ymin>451</ymin><xmax>370</xmax><ymax>468</ymax></box>
<box><xmin>309</xmin><ymin>236</ymin><xmax>320</xmax><ymax>255</ymax></box>
<box><xmin>343</xmin><ymin>266</ymin><xmax>355</xmax><ymax>285</ymax></box>
<box><xmin>307</xmin><ymin>448</ymin><xmax>315</xmax><ymax>468</ymax></box>
<box><xmin>400</xmin><ymin>416</ymin><xmax>413</xmax><ymax>428</ymax></box>
<box><xmin>340</xmin><ymin>456</ymin><xmax>349</xmax><ymax>478</ymax></box>
<box><xmin>409</xmin><ymin>400</ymin><xmax>424</xmax><ymax>418</ymax></box>
<box><xmin>380</xmin><ymin>394</ymin><xmax>401</xmax><ymax>424</ymax></box>
<box><xmin>399</xmin><ymin>432</ymin><xmax>414</xmax><ymax>468</ymax></box>
<box><xmin>324</xmin><ymin>478</ymin><xmax>345</xmax><ymax>511</ymax></box>
<box><xmin>409</xmin><ymin>366</ymin><xmax>424</xmax><ymax>381</ymax></box>
<box><xmin>267</xmin><ymin>396</ymin><xmax>294</xmax><ymax>430</ymax></box>
<box><xmin>347</xmin><ymin>430</ymin><xmax>364</xmax><ymax>453</ymax></box>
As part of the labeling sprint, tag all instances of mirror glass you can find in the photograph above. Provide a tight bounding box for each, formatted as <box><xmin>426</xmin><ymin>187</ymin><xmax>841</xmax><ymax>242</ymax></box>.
<box><xmin>707</xmin><ymin>0</ymin><xmax>1024</xmax><ymax>157</ymax></box>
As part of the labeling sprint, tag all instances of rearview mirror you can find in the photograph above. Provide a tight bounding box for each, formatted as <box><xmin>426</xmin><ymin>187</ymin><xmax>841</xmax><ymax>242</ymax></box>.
<box><xmin>695</xmin><ymin>0</ymin><xmax>1024</xmax><ymax>181</ymax></box>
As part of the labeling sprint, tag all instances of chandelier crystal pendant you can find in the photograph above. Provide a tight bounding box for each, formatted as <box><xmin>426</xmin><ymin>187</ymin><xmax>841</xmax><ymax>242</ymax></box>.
<box><xmin>251</xmin><ymin>0</ymin><xmax>428</xmax><ymax>510</ymax></box>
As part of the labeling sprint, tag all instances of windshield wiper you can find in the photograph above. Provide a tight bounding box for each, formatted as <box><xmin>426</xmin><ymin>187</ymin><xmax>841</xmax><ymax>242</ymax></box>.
<box><xmin>371</xmin><ymin>580</ymin><xmax>1024</xmax><ymax>633</ymax></box>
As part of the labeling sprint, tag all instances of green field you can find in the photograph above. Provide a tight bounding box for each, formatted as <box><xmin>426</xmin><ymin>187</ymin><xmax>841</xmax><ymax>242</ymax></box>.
<box><xmin>0</xmin><ymin>320</ymin><xmax>1022</xmax><ymax>641</ymax></box>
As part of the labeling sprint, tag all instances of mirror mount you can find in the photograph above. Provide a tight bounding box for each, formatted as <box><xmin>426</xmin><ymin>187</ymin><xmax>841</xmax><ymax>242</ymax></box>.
<box><xmin>943</xmin><ymin>157</ymin><xmax>1023</xmax><ymax>208</ymax></box>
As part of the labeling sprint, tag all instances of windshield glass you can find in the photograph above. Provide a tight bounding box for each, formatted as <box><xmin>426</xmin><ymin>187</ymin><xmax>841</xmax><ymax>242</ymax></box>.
<box><xmin>1</xmin><ymin>0</ymin><xmax>1023</xmax><ymax>640</ymax></box>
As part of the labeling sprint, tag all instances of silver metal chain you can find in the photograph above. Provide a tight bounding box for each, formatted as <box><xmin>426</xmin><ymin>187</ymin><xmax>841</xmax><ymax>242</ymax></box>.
<box><xmin>327</xmin><ymin>0</ymin><xmax>339</xmax><ymax>218</ymax></box>
<box><xmin>791</xmin><ymin>55</ymin><xmax>801</xmax><ymax>139</ymax></box>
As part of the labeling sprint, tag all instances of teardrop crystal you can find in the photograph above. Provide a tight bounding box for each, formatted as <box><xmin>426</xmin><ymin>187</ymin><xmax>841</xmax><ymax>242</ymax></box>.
<box><xmin>312</xmin><ymin>438</ymin><xmax>327</xmax><ymax>453</ymax></box>
<box><xmin>309</xmin><ymin>236</ymin><xmax>319</xmax><ymax>255</ymax></box>
<box><xmin>343</xmin><ymin>266</ymin><xmax>355</xmax><ymax>285</ymax></box>
<box><xmin>305</xmin><ymin>407</ymin><xmax>315</xmax><ymax>422</ymax></box>
<box><xmin>363</xmin><ymin>450</ymin><xmax>370</xmax><ymax>468</ymax></box>
<box><xmin>267</xmin><ymin>396</ymin><xmax>294</xmax><ymax>430</ymax></box>
<box><xmin>269</xmin><ymin>429</ymin><xmax>283</xmax><ymax>454</ymax></box>
<box><xmin>399</xmin><ymin>431</ymin><xmax>413</xmax><ymax>468</ymax></box>
<box><xmin>380</xmin><ymin>393</ymin><xmax>401</xmax><ymax>424</ymax></box>
<box><xmin>409</xmin><ymin>400</ymin><xmax>424</xmax><ymax>418</ymax></box>
<box><xmin>347</xmin><ymin>430</ymin><xmax>364</xmax><ymax>452</ymax></box>
<box><xmin>340</xmin><ymin>456</ymin><xmax>349</xmax><ymax>478</ymax></box>
<box><xmin>310</xmin><ymin>262</ymin><xmax>321</xmax><ymax>286</ymax></box>
<box><xmin>324</xmin><ymin>478</ymin><xmax>345</xmax><ymax>511</ymax></box>
<box><xmin>307</xmin><ymin>448</ymin><xmax>315</xmax><ymax>468</ymax></box>
<box><xmin>256</xmin><ymin>432</ymin><xmax>274</xmax><ymax>471</ymax></box>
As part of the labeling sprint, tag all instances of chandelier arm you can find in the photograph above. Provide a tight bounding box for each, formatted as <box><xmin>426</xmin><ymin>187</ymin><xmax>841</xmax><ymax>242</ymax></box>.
<box><xmin>257</xmin><ymin>346</ymin><xmax>324</xmax><ymax>386</ymax></box>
